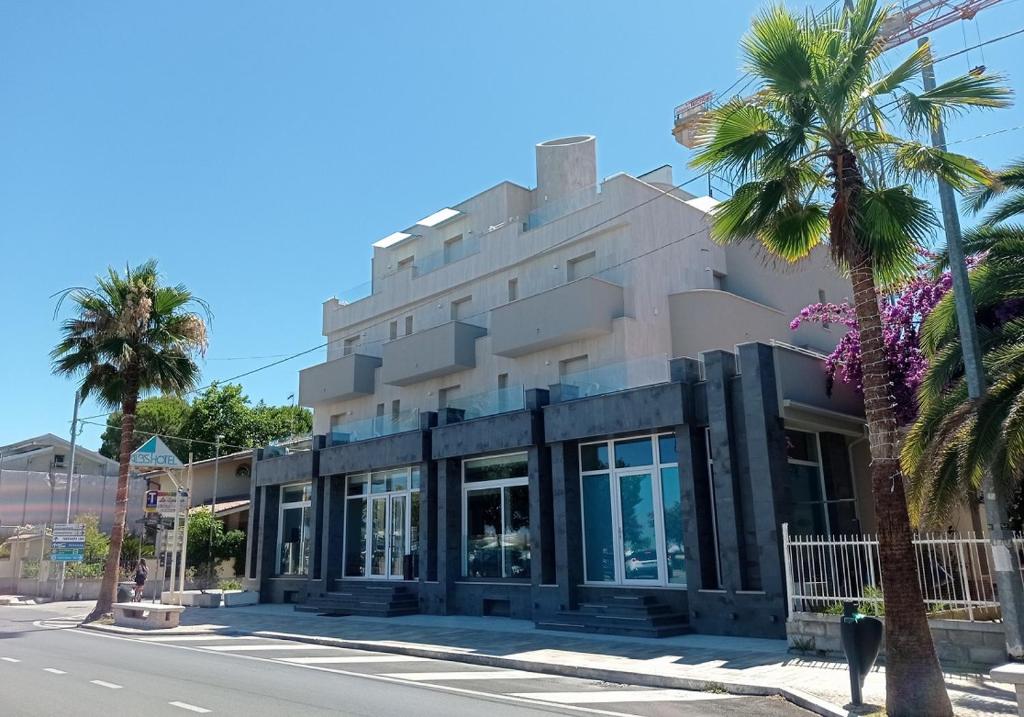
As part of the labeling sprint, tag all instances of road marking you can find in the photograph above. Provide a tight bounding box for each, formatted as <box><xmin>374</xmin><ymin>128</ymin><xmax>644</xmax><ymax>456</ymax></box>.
<box><xmin>1</xmin><ymin>657</ymin><xmax>20</xmax><ymax>663</ymax></box>
<box><xmin>169</xmin><ymin>701</ymin><xmax>211</xmax><ymax>713</ymax></box>
<box><xmin>278</xmin><ymin>655</ymin><xmax>429</xmax><ymax>665</ymax></box>
<box><xmin>137</xmin><ymin>635</ymin><xmax>260</xmax><ymax>643</ymax></box>
<box><xmin>507</xmin><ymin>690</ymin><xmax>737</xmax><ymax>704</ymax></box>
<box><xmin>43</xmin><ymin>668</ymin><xmax>67</xmax><ymax>674</ymax></box>
<box><xmin>201</xmin><ymin>643</ymin><xmax>337</xmax><ymax>652</ymax></box>
<box><xmin>90</xmin><ymin>680</ymin><xmax>123</xmax><ymax>689</ymax></box>
<box><xmin>384</xmin><ymin>670</ymin><xmax>550</xmax><ymax>681</ymax></box>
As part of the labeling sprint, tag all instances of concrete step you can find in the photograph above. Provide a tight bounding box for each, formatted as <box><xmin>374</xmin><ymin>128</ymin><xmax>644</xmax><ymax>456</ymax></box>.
<box><xmin>536</xmin><ymin>619</ymin><xmax>690</xmax><ymax>638</ymax></box>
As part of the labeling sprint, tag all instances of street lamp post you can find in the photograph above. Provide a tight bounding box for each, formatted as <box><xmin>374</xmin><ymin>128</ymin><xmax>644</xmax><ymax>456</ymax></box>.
<box><xmin>56</xmin><ymin>390</ymin><xmax>81</xmax><ymax>600</ymax></box>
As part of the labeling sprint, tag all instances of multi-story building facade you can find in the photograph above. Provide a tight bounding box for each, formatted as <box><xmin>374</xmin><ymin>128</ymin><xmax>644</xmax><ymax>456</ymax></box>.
<box><xmin>247</xmin><ymin>136</ymin><xmax>873</xmax><ymax>638</ymax></box>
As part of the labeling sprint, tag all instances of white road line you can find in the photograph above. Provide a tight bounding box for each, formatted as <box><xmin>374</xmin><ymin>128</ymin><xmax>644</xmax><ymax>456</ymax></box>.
<box><xmin>90</xmin><ymin>680</ymin><xmax>123</xmax><ymax>689</ymax></box>
<box><xmin>384</xmin><ymin>671</ymin><xmax>550</xmax><ymax>681</ymax></box>
<box><xmin>168</xmin><ymin>701</ymin><xmax>211</xmax><ymax>713</ymax></box>
<box><xmin>43</xmin><ymin>668</ymin><xmax>67</xmax><ymax>674</ymax></box>
<box><xmin>137</xmin><ymin>635</ymin><xmax>260</xmax><ymax>643</ymax></box>
<box><xmin>1</xmin><ymin>657</ymin><xmax>20</xmax><ymax>663</ymax></box>
<box><xmin>507</xmin><ymin>690</ymin><xmax>737</xmax><ymax>704</ymax></box>
<box><xmin>278</xmin><ymin>655</ymin><xmax>429</xmax><ymax>665</ymax></box>
<box><xmin>202</xmin><ymin>643</ymin><xmax>338</xmax><ymax>652</ymax></box>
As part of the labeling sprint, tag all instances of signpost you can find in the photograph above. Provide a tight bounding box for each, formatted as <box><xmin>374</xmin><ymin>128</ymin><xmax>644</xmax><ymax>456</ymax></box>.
<box><xmin>51</xmin><ymin>523</ymin><xmax>85</xmax><ymax>563</ymax></box>
<box><xmin>130</xmin><ymin>438</ymin><xmax>187</xmax><ymax>604</ymax></box>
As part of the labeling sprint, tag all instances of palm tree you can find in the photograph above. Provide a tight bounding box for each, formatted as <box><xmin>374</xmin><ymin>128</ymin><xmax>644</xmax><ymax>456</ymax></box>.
<box><xmin>904</xmin><ymin>161</ymin><xmax>1024</xmax><ymax>524</ymax></box>
<box><xmin>52</xmin><ymin>261</ymin><xmax>208</xmax><ymax>621</ymax></box>
<box><xmin>689</xmin><ymin>2</ymin><xmax>1009</xmax><ymax>714</ymax></box>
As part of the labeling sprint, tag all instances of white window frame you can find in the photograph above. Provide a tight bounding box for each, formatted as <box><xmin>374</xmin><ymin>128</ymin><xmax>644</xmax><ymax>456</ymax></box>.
<box><xmin>277</xmin><ymin>482</ymin><xmax>312</xmax><ymax>577</ymax></box>
<box><xmin>578</xmin><ymin>434</ymin><xmax>683</xmax><ymax>588</ymax></box>
<box><xmin>461</xmin><ymin>451</ymin><xmax>530</xmax><ymax>580</ymax></box>
<box><xmin>342</xmin><ymin>467</ymin><xmax>420</xmax><ymax>581</ymax></box>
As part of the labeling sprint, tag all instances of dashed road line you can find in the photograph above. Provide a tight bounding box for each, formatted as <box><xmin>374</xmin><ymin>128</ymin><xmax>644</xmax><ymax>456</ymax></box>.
<box><xmin>278</xmin><ymin>655</ymin><xmax>429</xmax><ymax>665</ymax></box>
<box><xmin>43</xmin><ymin>668</ymin><xmax>67</xmax><ymax>674</ymax></box>
<box><xmin>1</xmin><ymin>657</ymin><xmax>20</xmax><ymax>663</ymax></box>
<box><xmin>383</xmin><ymin>670</ymin><xmax>551</xmax><ymax>681</ymax></box>
<box><xmin>507</xmin><ymin>690</ymin><xmax>738</xmax><ymax>704</ymax></box>
<box><xmin>137</xmin><ymin>635</ymin><xmax>260</xmax><ymax>642</ymax></box>
<box><xmin>168</xmin><ymin>701</ymin><xmax>211</xmax><ymax>713</ymax></box>
<box><xmin>90</xmin><ymin>679</ymin><xmax>123</xmax><ymax>689</ymax></box>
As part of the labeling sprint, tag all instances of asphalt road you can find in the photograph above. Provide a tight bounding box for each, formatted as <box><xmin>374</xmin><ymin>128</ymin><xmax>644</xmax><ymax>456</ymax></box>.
<box><xmin>0</xmin><ymin>605</ymin><xmax>809</xmax><ymax>717</ymax></box>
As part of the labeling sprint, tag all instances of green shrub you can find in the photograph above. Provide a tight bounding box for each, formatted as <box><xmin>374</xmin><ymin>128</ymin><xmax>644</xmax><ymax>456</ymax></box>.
<box><xmin>219</xmin><ymin>578</ymin><xmax>243</xmax><ymax>591</ymax></box>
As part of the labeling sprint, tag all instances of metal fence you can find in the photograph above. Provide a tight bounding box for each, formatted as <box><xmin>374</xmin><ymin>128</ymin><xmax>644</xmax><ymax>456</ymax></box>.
<box><xmin>782</xmin><ymin>523</ymin><xmax>1024</xmax><ymax>622</ymax></box>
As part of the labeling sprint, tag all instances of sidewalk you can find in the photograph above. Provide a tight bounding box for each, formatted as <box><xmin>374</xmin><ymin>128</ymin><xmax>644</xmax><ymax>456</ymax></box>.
<box><xmin>73</xmin><ymin>601</ymin><xmax>1014</xmax><ymax>717</ymax></box>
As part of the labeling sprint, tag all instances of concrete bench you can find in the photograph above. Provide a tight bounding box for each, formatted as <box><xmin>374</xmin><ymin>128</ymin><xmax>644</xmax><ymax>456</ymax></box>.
<box><xmin>990</xmin><ymin>663</ymin><xmax>1024</xmax><ymax>716</ymax></box>
<box><xmin>112</xmin><ymin>602</ymin><xmax>185</xmax><ymax>630</ymax></box>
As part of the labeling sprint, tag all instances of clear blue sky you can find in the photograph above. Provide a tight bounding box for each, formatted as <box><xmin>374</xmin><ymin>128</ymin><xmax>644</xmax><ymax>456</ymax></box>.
<box><xmin>2</xmin><ymin>1</ymin><xmax>1023</xmax><ymax>452</ymax></box>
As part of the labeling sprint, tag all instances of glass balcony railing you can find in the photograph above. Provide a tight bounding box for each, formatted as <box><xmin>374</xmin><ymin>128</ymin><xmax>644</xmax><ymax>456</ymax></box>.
<box><xmin>557</xmin><ymin>356</ymin><xmax>670</xmax><ymax>401</ymax></box>
<box><xmin>262</xmin><ymin>437</ymin><xmax>314</xmax><ymax>459</ymax></box>
<box><xmin>445</xmin><ymin>385</ymin><xmax>526</xmax><ymax>421</ymax></box>
<box><xmin>329</xmin><ymin>408</ymin><xmax>421</xmax><ymax>445</ymax></box>
<box><xmin>336</xmin><ymin>279</ymin><xmax>373</xmax><ymax>305</ymax></box>
<box><xmin>526</xmin><ymin>184</ymin><xmax>601</xmax><ymax>231</ymax></box>
<box><xmin>413</xmin><ymin>234</ymin><xmax>480</xmax><ymax>277</ymax></box>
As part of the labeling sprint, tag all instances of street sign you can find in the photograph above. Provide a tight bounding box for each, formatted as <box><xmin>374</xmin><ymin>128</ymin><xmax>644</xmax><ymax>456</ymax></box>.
<box><xmin>130</xmin><ymin>436</ymin><xmax>183</xmax><ymax>469</ymax></box>
<box><xmin>158</xmin><ymin>528</ymin><xmax>184</xmax><ymax>553</ymax></box>
<box><xmin>51</xmin><ymin>523</ymin><xmax>85</xmax><ymax>562</ymax></box>
<box><xmin>145</xmin><ymin>490</ymin><xmax>160</xmax><ymax>513</ymax></box>
<box><xmin>156</xmin><ymin>492</ymin><xmax>187</xmax><ymax>519</ymax></box>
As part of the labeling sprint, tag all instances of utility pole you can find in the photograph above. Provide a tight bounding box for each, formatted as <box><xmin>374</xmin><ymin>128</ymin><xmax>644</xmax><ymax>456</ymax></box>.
<box><xmin>208</xmin><ymin>435</ymin><xmax>222</xmax><ymax>586</ymax></box>
<box><xmin>56</xmin><ymin>391</ymin><xmax>80</xmax><ymax>600</ymax></box>
<box><xmin>920</xmin><ymin>37</ymin><xmax>1024</xmax><ymax>657</ymax></box>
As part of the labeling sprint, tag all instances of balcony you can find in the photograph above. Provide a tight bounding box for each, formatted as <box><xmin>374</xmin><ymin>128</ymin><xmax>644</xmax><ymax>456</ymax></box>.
<box><xmin>381</xmin><ymin>321</ymin><xmax>487</xmax><ymax>386</ymax></box>
<box><xmin>490</xmin><ymin>277</ymin><xmax>624</xmax><ymax>358</ymax></box>
<box><xmin>298</xmin><ymin>354</ymin><xmax>382</xmax><ymax>407</ymax></box>
<box><xmin>329</xmin><ymin>409</ymin><xmax>422</xmax><ymax>445</ymax></box>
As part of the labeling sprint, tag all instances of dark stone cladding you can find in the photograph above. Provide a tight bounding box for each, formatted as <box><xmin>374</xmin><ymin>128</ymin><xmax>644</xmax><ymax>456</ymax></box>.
<box><xmin>431</xmin><ymin>409</ymin><xmax>542</xmax><ymax>460</ymax></box>
<box><xmin>255</xmin><ymin>448</ymin><xmax>319</xmax><ymax>487</ymax></box>
<box><xmin>319</xmin><ymin>429</ymin><xmax>431</xmax><ymax>476</ymax></box>
<box><xmin>543</xmin><ymin>381</ymin><xmax>687</xmax><ymax>444</ymax></box>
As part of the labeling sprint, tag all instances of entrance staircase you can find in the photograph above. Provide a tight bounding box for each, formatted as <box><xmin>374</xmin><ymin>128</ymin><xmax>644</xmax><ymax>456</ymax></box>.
<box><xmin>299</xmin><ymin>583</ymin><xmax>419</xmax><ymax>618</ymax></box>
<box><xmin>536</xmin><ymin>595</ymin><xmax>690</xmax><ymax>638</ymax></box>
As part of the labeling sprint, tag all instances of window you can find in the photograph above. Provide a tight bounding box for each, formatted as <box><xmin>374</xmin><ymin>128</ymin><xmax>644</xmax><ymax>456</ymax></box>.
<box><xmin>389</xmin><ymin>320</ymin><xmax>399</xmax><ymax>340</ymax></box>
<box><xmin>560</xmin><ymin>355</ymin><xmax>588</xmax><ymax>378</ymax></box>
<box><xmin>497</xmin><ymin>373</ymin><xmax>510</xmax><ymax>410</ymax></box>
<box><xmin>463</xmin><ymin>453</ymin><xmax>530</xmax><ymax>579</ymax></box>
<box><xmin>343</xmin><ymin>467</ymin><xmax>420</xmax><ymax>579</ymax></box>
<box><xmin>391</xmin><ymin>399</ymin><xmax>401</xmax><ymax>421</ymax></box>
<box><xmin>404</xmin><ymin>316</ymin><xmax>414</xmax><ymax>335</ymax></box>
<box><xmin>438</xmin><ymin>385</ymin><xmax>460</xmax><ymax>409</ymax></box>
<box><xmin>397</xmin><ymin>256</ymin><xmax>414</xmax><ymax>270</ymax></box>
<box><xmin>451</xmin><ymin>295</ymin><xmax>472</xmax><ymax>321</ymax></box>
<box><xmin>507</xmin><ymin>278</ymin><xmax>518</xmax><ymax>302</ymax></box>
<box><xmin>343</xmin><ymin>336</ymin><xmax>359</xmax><ymax>356</ymax></box>
<box><xmin>579</xmin><ymin>434</ymin><xmax>684</xmax><ymax>586</ymax></box>
<box><xmin>567</xmin><ymin>252</ymin><xmax>596</xmax><ymax>281</ymax></box>
<box><xmin>786</xmin><ymin>429</ymin><xmax>857</xmax><ymax>536</ymax></box>
<box><xmin>53</xmin><ymin>454</ymin><xmax>66</xmax><ymax>467</ymax></box>
<box><xmin>278</xmin><ymin>483</ymin><xmax>312</xmax><ymax>576</ymax></box>
<box><xmin>443</xmin><ymin>235</ymin><xmax>464</xmax><ymax>264</ymax></box>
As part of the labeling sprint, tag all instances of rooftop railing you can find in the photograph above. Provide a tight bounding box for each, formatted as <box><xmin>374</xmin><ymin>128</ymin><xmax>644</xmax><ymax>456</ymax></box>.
<box><xmin>261</xmin><ymin>436</ymin><xmax>314</xmax><ymax>459</ymax></box>
<box><xmin>556</xmin><ymin>356</ymin><xmax>670</xmax><ymax>401</ymax></box>
<box><xmin>413</xmin><ymin>234</ymin><xmax>480</xmax><ymax>277</ymax></box>
<box><xmin>526</xmin><ymin>183</ymin><xmax>601</xmax><ymax>231</ymax></box>
<box><xmin>444</xmin><ymin>385</ymin><xmax>526</xmax><ymax>421</ymax></box>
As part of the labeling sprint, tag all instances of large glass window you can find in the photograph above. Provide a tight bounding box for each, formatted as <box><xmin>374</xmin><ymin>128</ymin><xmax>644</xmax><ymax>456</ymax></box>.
<box><xmin>786</xmin><ymin>429</ymin><xmax>857</xmax><ymax>536</ymax></box>
<box><xmin>343</xmin><ymin>466</ymin><xmax>420</xmax><ymax>579</ymax></box>
<box><xmin>278</xmin><ymin>482</ymin><xmax>312</xmax><ymax>576</ymax></box>
<box><xmin>463</xmin><ymin>453</ymin><xmax>530</xmax><ymax>579</ymax></box>
<box><xmin>579</xmin><ymin>434</ymin><xmax>684</xmax><ymax>586</ymax></box>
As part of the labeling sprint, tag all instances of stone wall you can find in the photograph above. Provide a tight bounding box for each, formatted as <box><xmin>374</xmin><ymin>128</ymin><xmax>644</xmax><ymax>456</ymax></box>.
<box><xmin>787</xmin><ymin>612</ymin><xmax>1007</xmax><ymax>667</ymax></box>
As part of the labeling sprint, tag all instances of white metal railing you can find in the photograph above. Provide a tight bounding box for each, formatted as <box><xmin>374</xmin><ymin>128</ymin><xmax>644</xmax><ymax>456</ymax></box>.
<box><xmin>782</xmin><ymin>523</ymin><xmax>1024</xmax><ymax>622</ymax></box>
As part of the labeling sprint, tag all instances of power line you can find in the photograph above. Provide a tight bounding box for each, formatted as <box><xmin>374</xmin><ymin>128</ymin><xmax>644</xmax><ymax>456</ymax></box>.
<box><xmin>76</xmin><ymin>419</ymin><xmax>254</xmax><ymax>452</ymax></box>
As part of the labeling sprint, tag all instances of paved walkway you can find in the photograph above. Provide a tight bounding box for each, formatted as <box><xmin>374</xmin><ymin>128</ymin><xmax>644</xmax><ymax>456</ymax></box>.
<box><xmin>36</xmin><ymin>600</ymin><xmax>1021</xmax><ymax>716</ymax></box>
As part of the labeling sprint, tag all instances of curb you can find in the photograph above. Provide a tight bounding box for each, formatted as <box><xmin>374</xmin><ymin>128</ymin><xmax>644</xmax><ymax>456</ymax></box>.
<box><xmin>81</xmin><ymin>621</ymin><xmax>849</xmax><ymax>716</ymax></box>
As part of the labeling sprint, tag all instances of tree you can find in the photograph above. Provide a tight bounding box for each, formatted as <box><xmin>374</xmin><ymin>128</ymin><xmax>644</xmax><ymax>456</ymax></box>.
<box><xmin>186</xmin><ymin>508</ymin><xmax>246</xmax><ymax>579</ymax></box>
<box><xmin>903</xmin><ymin>160</ymin><xmax>1024</xmax><ymax>524</ymax></box>
<box><xmin>689</xmin><ymin>3</ymin><xmax>1008</xmax><ymax>713</ymax></box>
<box><xmin>99</xmin><ymin>394</ymin><xmax>190</xmax><ymax>460</ymax></box>
<box><xmin>791</xmin><ymin>266</ymin><xmax>953</xmax><ymax>425</ymax></box>
<box><xmin>52</xmin><ymin>260</ymin><xmax>209</xmax><ymax>621</ymax></box>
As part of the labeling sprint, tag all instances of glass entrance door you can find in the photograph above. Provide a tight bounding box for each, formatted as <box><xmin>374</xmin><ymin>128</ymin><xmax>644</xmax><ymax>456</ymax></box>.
<box><xmin>389</xmin><ymin>494</ymin><xmax>407</xmax><ymax>578</ymax></box>
<box><xmin>369</xmin><ymin>497</ymin><xmax>388</xmax><ymax>577</ymax></box>
<box><xmin>369</xmin><ymin>493</ymin><xmax>408</xmax><ymax>579</ymax></box>
<box><xmin>617</xmin><ymin>471</ymin><xmax>663</xmax><ymax>583</ymax></box>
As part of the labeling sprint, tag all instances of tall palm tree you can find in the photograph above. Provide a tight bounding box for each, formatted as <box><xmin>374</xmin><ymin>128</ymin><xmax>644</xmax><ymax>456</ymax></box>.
<box><xmin>52</xmin><ymin>261</ymin><xmax>208</xmax><ymax>621</ymax></box>
<box><xmin>904</xmin><ymin>161</ymin><xmax>1024</xmax><ymax>523</ymax></box>
<box><xmin>689</xmin><ymin>2</ymin><xmax>1008</xmax><ymax>714</ymax></box>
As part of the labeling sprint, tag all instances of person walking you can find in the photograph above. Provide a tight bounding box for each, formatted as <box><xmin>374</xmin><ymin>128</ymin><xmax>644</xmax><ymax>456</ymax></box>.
<box><xmin>133</xmin><ymin>559</ymin><xmax>148</xmax><ymax>602</ymax></box>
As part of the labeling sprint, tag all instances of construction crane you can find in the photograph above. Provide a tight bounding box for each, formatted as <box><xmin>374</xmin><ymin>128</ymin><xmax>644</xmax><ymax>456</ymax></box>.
<box><xmin>673</xmin><ymin>0</ymin><xmax>1005</xmax><ymax>148</ymax></box>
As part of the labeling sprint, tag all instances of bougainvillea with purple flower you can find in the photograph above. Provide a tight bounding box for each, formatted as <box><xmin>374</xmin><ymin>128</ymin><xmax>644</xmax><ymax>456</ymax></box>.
<box><xmin>791</xmin><ymin>267</ymin><xmax>954</xmax><ymax>425</ymax></box>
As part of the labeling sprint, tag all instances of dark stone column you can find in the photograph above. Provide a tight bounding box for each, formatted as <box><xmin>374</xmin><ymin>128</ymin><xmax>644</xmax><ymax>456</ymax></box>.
<box><xmin>323</xmin><ymin>475</ymin><xmax>347</xmax><ymax>588</ymax></box>
<box><xmin>257</xmin><ymin>486</ymin><xmax>280</xmax><ymax>595</ymax></box>
<box><xmin>737</xmin><ymin>343</ymin><xmax>789</xmax><ymax>606</ymax></box>
<box><xmin>418</xmin><ymin>460</ymin><xmax>437</xmax><ymax>583</ymax></box>
<box><xmin>246</xmin><ymin>449</ymin><xmax>261</xmax><ymax>581</ymax></box>
<box><xmin>435</xmin><ymin>457</ymin><xmax>461</xmax><ymax>614</ymax></box>
<box><xmin>702</xmin><ymin>350</ymin><xmax>746</xmax><ymax>592</ymax></box>
<box><xmin>550</xmin><ymin>441</ymin><xmax>582</xmax><ymax>611</ymax></box>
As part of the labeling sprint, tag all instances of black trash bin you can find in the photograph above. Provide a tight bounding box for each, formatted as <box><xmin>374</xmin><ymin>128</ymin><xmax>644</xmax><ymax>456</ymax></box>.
<box><xmin>116</xmin><ymin>582</ymin><xmax>133</xmax><ymax>603</ymax></box>
<box><xmin>840</xmin><ymin>601</ymin><xmax>884</xmax><ymax>706</ymax></box>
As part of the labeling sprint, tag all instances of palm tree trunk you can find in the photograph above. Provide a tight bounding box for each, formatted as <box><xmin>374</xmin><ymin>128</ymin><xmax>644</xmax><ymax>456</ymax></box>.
<box><xmin>84</xmin><ymin>370</ymin><xmax>139</xmax><ymax>622</ymax></box>
<box><xmin>850</xmin><ymin>258</ymin><xmax>952</xmax><ymax>717</ymax></box>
